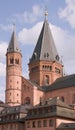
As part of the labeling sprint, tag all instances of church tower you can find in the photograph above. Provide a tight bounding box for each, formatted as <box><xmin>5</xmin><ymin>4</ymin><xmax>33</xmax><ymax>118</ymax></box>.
<box><xmin>29</xmin><ymin>11</ymin><xmax>63</xmax><ymax>86</ymax></box>
<box><xmin>6</xmin><ymin>27</ymin><xmax>22</xmax><ymax>106</ymax></box>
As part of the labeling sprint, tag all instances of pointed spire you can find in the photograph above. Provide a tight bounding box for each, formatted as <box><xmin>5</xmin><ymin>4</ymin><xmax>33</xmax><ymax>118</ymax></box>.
<box><xmin>7</xmin><ymin>24</ymin><xmax>21</xmax><ymax>53</ymax></box>
<box><xmin>29</xmin><ymin>12</ymin><xmax>60</xmax><ymax>64</ymax></box>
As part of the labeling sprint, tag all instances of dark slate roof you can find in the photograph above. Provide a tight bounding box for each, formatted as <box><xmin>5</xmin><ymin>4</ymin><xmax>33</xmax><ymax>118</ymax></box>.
<box><xmin>0</xmin><ymin>104</ymin><xmax>32</xmax><ymax>116</ymax></box>
<box><xmin>32</xmin><ymin>97</ymin><xmax>71</xmax><ymax>109</ymax></box>
<box><xmin>25</xmin><ymin>97</ymin><xmax>75</xmax><ymax>120</ymax></box>
<box><xmin>29</xmin><ymin>19</ymin><xmax>60</xmax><ymax>64</ymax></box>
<box><xmin>40</xmin><ymin>74</ymin><xmax>75</xmax><ymax>92</ymax></box>
<box><xmin>7</xmin><ymin>30</ymin><xmax>21</xmax><ymax>53</ymax></box>
<box><xmin>57</xmin><ymin>123</ymin><xmax>75</xmax><ymax>129</ymax></box>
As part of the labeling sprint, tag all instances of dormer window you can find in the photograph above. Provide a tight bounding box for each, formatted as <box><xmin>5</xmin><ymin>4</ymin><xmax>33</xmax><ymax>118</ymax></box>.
<box><xmin>56</xmin><ymin>55</ymin><xmax>59</xmax><ymax>61</ymax></box>
<box><xmin>44</xmin><ymin>53</ymin><xmax>49</xmax><ymax>59</ymax></box>
<box><xmin>33</xmin><ymin>52</ymin><xmax>37</xmax><ymax>60</ymax></box>
<box><xmin>47</xmin><ymin>53</ymin><xmax>49</xmax><ymax>58</ymax></box>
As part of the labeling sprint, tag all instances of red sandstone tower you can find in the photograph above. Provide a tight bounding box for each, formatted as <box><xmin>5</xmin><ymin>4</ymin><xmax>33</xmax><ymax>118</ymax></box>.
<box><xmin>6</xmin><ymin>28</ymin><xmax>22</xmax><ymax>106</ymax></box>
<box><xmin>29</xmin><ymin>11</ymin><xmax>63</xmax><ymax>86</ymax></box>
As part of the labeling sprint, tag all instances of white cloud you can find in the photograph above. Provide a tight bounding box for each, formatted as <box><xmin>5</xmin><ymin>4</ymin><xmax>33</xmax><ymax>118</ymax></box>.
<box><xmin>0</xmin><ymin>63</ymin><xmax>6</xmax><ymax>76</ymax></box>
<box><xmin>8</xmin><ymin>5</ymin><xmax>43</xmax><ymax>24</ymax></box>
<box><xmin>18</xmin><ymin>22</ymin><xmax>43</xmax><ymax>44</ymax></box>
<box><xmin>0</xmin><ymin>86</ymin><xmax>5</xmax><ymax>101</ymax></box>
<box><xmin>58</xmin><ymin>0</ymin><xmax>75</xmax><ymax>29</ymax></box>
<box><xmin>0</xmin><ymin>41</ymin><xmax>8</xmax><ymax>58</ymax></box>
<box><xmin>0</xmin><ymin>42</ymin><xmax>7</xmax><ymax>76</ymax></box>
<box><xmin>18</xmin><ymin>21</ymin><xmax>75</xmax><ymax>74</ymax></box>
<box><xmin>51</xmin><ymin>23</ymin><xmax>75</xmax><ymax>74</ymax></box>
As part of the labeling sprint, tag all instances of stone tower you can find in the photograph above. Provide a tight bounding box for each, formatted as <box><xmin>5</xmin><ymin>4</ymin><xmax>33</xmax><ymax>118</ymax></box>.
<box><xmin>6</xmin><ymin>28</ymin><xmax>22</xmax><ymax>106</ymax></box>
<box><xmin>29</xmin><ymin>11</ymin><xmax>63</xmax><ymax>86</ymax></box>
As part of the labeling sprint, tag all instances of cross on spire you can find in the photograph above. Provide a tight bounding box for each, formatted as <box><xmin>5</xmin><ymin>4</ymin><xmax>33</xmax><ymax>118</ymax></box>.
<box><xmin>44</xmin><ymin>7</ymin><xmax>48</xmax><ymax>20</ymax></box>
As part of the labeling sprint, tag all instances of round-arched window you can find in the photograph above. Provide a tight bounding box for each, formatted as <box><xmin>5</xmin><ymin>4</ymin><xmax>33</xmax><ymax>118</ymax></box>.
<box><xmin>60</xmin><ymin>96</ymin><xmax>65</xmax><ymax>102</ymax></box>
<box><xmin>24</xmin><ymin>97</ymin><xmax>31</xmax><ymax>105</ymax></box>
<box><xmin>44</xmin><ymin>75</ymin><xmax>49</xmax><ymax>85</ymax></box>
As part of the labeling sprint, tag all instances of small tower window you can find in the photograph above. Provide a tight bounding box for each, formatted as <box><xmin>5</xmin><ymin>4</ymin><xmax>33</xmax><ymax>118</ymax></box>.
<box><xmin>17</xmin><ymin>81</ymin><xmax>19</xmax><ymax>84</ymax></box>
<box><xmin>17</xmin><ymin>94</ymin><xmax>19</xmax><ymax>96</ymax></box>
<box><xmin>10</xmin><ymin>58</ymin><xmax>14</xmax><ymax>64</ymax></box>
<box><xmin>24</xmin><ymin>97</ymin><xmax>31</xmax><ymax>104</ymax></box>
<box><xmin>10</xmin><ymin>80</ymin><xmax>12</xmax><ymax>82</ymax></box>
<box><xmin>44</xmin><ymin>75</ymin><xmax>49</xmax><ymax>85</ymax></box>
<box><xmin>15</xmin><ymin>59</ymin><xmax>19</xmax><ymax>64</ymax></box>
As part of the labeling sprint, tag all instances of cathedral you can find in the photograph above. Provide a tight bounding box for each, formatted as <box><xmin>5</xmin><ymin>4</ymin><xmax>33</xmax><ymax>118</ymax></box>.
<box><xmin>0</xmin><ymin>11</ymin><xmax>75</xmax><ymax>130</ymax></box>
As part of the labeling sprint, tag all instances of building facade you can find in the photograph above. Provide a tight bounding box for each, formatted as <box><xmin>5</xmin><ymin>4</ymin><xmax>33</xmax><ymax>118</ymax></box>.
<box><xmin>0</xmin><ymin>11</ymin><xmax>75</xmax><ymax>130</ymax></box>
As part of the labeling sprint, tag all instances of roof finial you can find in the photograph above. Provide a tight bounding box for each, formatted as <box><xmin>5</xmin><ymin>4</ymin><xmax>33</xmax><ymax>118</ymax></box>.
<box><xmin>44</xmin><ymin>6</ymin><xmax>48</xmax><ymax>20</ymax></box>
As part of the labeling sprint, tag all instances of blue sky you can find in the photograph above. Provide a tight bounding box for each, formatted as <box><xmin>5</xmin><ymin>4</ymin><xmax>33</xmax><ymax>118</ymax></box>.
<box><xmin>0</xmin><ymin>0</ymin><xmax>75</xmax><ymax>101</ymax></box>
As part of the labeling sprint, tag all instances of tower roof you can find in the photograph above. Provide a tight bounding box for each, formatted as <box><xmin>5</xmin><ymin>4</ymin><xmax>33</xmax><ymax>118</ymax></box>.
<box><xmin>29</xmin><ymin>16</ymin><xmax>60</xmax><ymax>63</ymax></box>
<box><xmin>7</xmin><ymin>29</ymin><xmax>21</xmax><ymax>53</ymax></box>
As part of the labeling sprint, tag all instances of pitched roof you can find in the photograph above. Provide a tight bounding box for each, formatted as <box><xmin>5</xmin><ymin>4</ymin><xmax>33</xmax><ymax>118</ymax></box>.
<box><xmin>29</xmin><ymin>19</ymin><xmax>60</xmax><ymax>63</ymax></box>
<box><xmin>57</xmin><ymin>123</ymin><xmax>75</xmax><ymax>129</ymax></box>
<box><xmin>7</xmin><ymin>30</ymin><xmax>21</xmax><ymax>53</ymax></box>
<box><xmin>0</xmin><ymin>104</ymin><xmax>32</xmax><ymax>116</ymax></box>
<box><xmin>40</xmin><ymin>74</ymin><xmax>75</xmax><ymax>92</ymax></box>
<box><xmin>25</xmin><ymin>97</ymin><xmax>75</xmax><ymax>120</ymax></box>
<box><xmin>32</xmin><ymin>97</ymin><xmax>71</xmax><ymax>109</ymax></box>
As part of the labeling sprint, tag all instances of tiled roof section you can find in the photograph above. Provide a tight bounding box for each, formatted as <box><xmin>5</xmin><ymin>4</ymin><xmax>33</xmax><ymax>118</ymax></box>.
<box><xmin>31</xmin><ymin>97</ymin><xmax>71</xmax><ymax>109</ymax></box>
<box><xmin>0</xmin><ymin>103</ymin><xmax>8</xmax><ymax>108</ymax></box>
<box><xmin>26</xmin><ymin>97</ymin><xmax>75</xmax><ymax>120</ymax></box>
<box><xmin>40</xmin><ymin>74</ymin><xmax>75</xmax><ymax>92</ymax></box>
<box><xmin>0</xmin><ymin>104</ymin><xmax>32</xmax><ymax>124</ymax></box>
<box><xmin>57</xmin><ymin>123</ymin><xmax>75</xmax><ymax>129</ymax></box>
<box><xmin>29</xmin><ymin>19</ymin><xmax>60</xmax><ymax>63</ymax></box>
<box><xmin>22</xmin><ymin>76</ymin><xmax>39</xmax><ymax>88</ymax></box>
<box><xmin>0</xmin><ymin>104</ymin><xmax>32</xmax><ymax>116</ymax></box>
<box><xmin>7</xmin><ymin>30</ymin><xmax>21</xmax><ymax>53</ymax></box>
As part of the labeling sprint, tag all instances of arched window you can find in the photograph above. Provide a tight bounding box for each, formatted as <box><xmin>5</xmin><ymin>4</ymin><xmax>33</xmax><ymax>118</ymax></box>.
<box><xmin>15</xmin><ymin>59</ymin><xmax>19</xmax><ymax>64</ymax></box>
<box><xmin>60</xmin><ymin>96</ymin><xmax>65</xmax><ymax>102</ymax></box>
<box><xmin>24</xmin><ymin>97</ymin><xmax>31</xmax><ymax>105</ymax></box>
<box><xmin>44</xmin><ymin>75</ymin><xmax>49</xmax><ymax>85</ymax></box>
<box><xmin>10</xmin><ymin>58</ymin><xmax>14</xmax><ymax>64</ymax></box>
<box><xmin>72</xmin><ymin>94</ymin><xmax>75</xmax><ymax>103</ymax></box>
